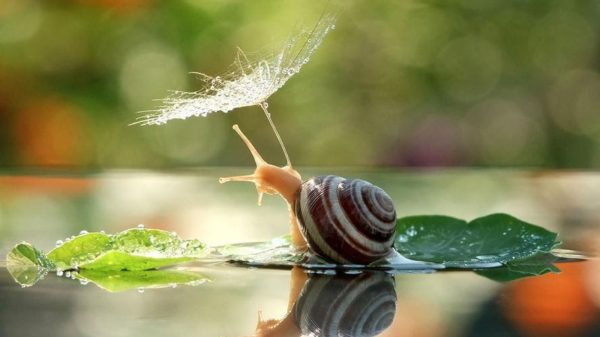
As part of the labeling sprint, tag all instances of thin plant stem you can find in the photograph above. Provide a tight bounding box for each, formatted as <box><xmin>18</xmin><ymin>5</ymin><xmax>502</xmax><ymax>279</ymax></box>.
<box><xmin>260</xmin><ymin>103</ymin><xmax>292</xmax><ymax>167</ymax></box>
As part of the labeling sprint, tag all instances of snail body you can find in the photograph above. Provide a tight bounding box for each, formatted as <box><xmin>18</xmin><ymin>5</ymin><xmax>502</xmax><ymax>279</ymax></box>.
<box><xmin>220</xmin><ymin>124</ymin><xmax>397</xmax><ymax>265</ymax></box>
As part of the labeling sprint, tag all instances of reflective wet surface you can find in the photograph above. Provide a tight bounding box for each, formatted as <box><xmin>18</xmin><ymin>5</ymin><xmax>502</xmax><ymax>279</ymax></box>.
<box><xmin>1</xmin><ymin>169</ymin><xmax>600</xmax><ymax>337</ymax></box>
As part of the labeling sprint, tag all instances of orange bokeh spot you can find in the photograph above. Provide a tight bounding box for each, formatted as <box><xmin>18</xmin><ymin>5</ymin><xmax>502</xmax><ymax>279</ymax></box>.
<box><xmin>504</xmin><ymin>262</ymin><xmax>598</xmax><ymax>337</ymax></box>
<box><xmin>0</xmin><ymin>176</ymin><xmax>95</xmax><ymax>194</ymax></box>
<box><xmin>14</xmin><ymin>98</ymin><xmax>88</xmax><ymax>167</ymax></box>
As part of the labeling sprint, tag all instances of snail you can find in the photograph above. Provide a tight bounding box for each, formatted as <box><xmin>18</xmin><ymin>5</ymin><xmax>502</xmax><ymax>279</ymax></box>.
<box><xmin>219</xmin><ymin>117</ymin><xmax>397</xmax><ymax>265</ymax></box>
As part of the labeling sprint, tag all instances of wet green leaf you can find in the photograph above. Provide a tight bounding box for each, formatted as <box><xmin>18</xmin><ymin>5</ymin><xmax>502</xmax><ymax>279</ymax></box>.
<box><xmin>5</xmin><ymin>229</ymin><xmax>210</xmax><ymax>290</ymax></box>
<box><xmin>48</xmin><ymin>228</ymin><xmax>208</xmax><ymax>271</ymax></box>
<box><xmin>79</xmin><ymin>251</ymin><xmax>196</xmax><ymax>271</ymax></box>
<box><xmin>395</xmin><ymin>213</ymin><xmax>560</xmax><ymax>267</ymax></box>
<box><xmin>47</xmin><ymin>233</ymin><xmax>112</xmax><ymax>270</ymax></box>
<box><xmin>77</xmin><ymin>269</ymin><xmax>208</xmax><ymax>292</ymax></box>
<box><xmin>475</xmin><ymin>253</ymin><xmax>560</xmax><ymax>282</ymax></box>
<box><xmin>6</xmin><ymin>242</ymin><xmax>54</xmax><ymax>287</ymax></box>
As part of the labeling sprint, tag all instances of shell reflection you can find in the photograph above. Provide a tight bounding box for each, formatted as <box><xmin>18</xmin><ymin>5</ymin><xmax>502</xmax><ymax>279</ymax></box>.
<box><xmin>293</xmin><ymin>272</ymin><xmax>396</xmax><ymax>337</ymax></box>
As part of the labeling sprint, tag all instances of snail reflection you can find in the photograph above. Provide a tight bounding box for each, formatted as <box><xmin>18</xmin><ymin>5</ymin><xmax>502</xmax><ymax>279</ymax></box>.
<box><xmin>254</xmin><ymin>268</ymin><xmax>397</xmax><ymax>337</ymax></box>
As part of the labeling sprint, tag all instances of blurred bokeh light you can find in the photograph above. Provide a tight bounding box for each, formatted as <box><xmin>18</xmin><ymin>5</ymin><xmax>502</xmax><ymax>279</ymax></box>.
<box><xmin>0</xmin><ymin>0</ymin><xmax>599</xmax><ymax>168</ymax></box>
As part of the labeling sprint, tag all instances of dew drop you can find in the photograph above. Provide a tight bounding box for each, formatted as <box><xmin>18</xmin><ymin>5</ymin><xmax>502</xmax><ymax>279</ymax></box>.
<box><xmin>330</xmin><ymin>24</ymin><xmax>336</xmax><ymax>30</ymax></box>
<box><xmin>138</xmin><ymin>288</ymin><xmax>145</xmax><ymax>293</ymax></box>
<box><xmin>79</xmin><ymin>279</ymin><xmax>89</xmax><ymax>285</ymax></box>
<box><xmin>56</xmin><ymin>270</ymin><xmax>64</xmax><ymax>277</ymax></box>
<box><xmin>65</xmin><ymin>271</ymin><xmax>71</xmax><ymax>278</ymax></box>
<box><xmin>137</xmin><ymin>224</ymin><xmax>145</xmax><ymax>229</ymax></box>
<box><xmin>55</xmin><ymin>240</ymin><xmax>64</xmax><ymax>247</ymax></box>
<box><xmin>397</xmin><ymin>235</ymin><xmax>409</xmax><ymax>243</ymax></box>
<box><xmin>263</xmin><ymin>102</ymin><xmax>269</xmax><ymax>108</ymax></box>
<box><xmin>79</xmin><ymin>230</ymin><xmax>88</xmax><ymax>235</ymax></box>
<box><xmin>406</xmin><ymin>226</ymin><xmax>418</xmax><ymax>237</ymax></box>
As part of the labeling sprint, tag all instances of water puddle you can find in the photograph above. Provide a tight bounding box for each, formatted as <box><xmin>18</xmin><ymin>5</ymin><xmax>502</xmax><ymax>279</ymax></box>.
<box><xmin>1</xmin><ymin>257</ymin><xmax>595</xmax><ymax>337</ymax></box>
<box><xmin>9</xmin><ymin>243</ymin><xmax>589</xmax><ymax>293</ymax></box>
<box><xmin>4</xmin><ymin>209</ymin><xmax>583</xmax><ymax>295</ymax></box>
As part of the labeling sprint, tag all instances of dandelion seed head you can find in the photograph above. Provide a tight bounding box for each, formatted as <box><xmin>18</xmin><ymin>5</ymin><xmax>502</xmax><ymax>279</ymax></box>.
<box><xmin>135</xmin><ymin>13</ymin><xmax>336</xmax><ymax>126</ymax></box>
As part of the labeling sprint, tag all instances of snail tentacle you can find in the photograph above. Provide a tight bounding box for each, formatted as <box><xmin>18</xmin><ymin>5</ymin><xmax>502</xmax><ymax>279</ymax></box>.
<box><xmin>219</xmin><ymin>124</ymin><xmax>305</xmax><ymax>247</ymax></box>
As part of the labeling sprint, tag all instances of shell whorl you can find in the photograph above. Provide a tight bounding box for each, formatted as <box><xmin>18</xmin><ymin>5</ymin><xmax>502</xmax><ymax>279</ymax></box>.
<box><xmin>293</xmin><ymin>272</ymin><xmax>397</xmax><ymax>337</ymax></box>
<box><xmin>294</xmin><ymin>175</ymin><xmax>397</xmax><ymax>264</ymax></box>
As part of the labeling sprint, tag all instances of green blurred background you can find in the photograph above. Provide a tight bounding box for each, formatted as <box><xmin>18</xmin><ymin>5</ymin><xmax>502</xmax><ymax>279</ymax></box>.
<box><xmin>1</xmin><ymin>0</ymin><xmax>599</xmax><ymax>169</ymax></box>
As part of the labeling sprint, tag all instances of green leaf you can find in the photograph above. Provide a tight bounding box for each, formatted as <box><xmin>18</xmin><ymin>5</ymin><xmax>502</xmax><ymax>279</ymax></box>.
<box><xmin>395</xmin><ymin>213</ymin><xmax>560</xmax><ymax>267</ymax></box>
<box><xmin>6</xmin><ymin>242</ymin><xmax>54</xmax><ymax>287</ymax></box>
<box><xmin>77</xmin><ymin>269</ymin><xmax>209</xmax><ymax>292</ymax></box>
<box><xmin>48</xmin><ymin>228</ymin><xmax>208</xmax><ymax>271</ymax></box>
<box><xmin>79</xmin><ymin>251</ymin><xmax>195</xmax><ymax>271</ymax></box>
<box><xmin>475</xmin><ymin>253</ymin><xmax>560</xmax><ymax>282</ymax></box>
<box><xmin>47</xmin><ymin>233</ymin><xmax>112</xmax><ymax>270</ymax></box>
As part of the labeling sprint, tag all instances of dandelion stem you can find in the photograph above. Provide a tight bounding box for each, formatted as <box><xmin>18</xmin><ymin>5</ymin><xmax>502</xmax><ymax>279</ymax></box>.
<box><xmin>260</xmin><ymin>103</ymin><xmax>292</xmax><ymax>167</ymax></box>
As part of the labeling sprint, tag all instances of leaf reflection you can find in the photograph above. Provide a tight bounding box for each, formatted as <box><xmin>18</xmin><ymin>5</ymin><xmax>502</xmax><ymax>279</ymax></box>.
<box><xmin>76</xmin><ymin>269</ymin><xmax>208</xmax><ymax>293</ymax></box>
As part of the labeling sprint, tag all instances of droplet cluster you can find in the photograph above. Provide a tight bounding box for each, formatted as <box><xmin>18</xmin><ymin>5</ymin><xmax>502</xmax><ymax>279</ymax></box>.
<box><xmin>50</xmin><ymin>226</ymin><xmax>209</xmax><ymax>291</ymax></box>
<box><xmin>135</xmin><ymin>14</ymin><xmax>337</xmax><ymax>125</ymax></box>
<box><xmin>52</xmin><ymin>226</ymin><xmax>207</xmax><ymax>271</ymax></box>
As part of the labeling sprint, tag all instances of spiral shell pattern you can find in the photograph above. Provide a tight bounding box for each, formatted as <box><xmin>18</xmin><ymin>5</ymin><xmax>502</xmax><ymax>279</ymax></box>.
<box><xmin>294</xmin><ymin>175</ymin><xmax>396</xmax><ymax>264</ymax></box>
<box><xmin>293</xmin><ymin>272</ymin><xmax>397</xmax><ymax>337</ymax></box>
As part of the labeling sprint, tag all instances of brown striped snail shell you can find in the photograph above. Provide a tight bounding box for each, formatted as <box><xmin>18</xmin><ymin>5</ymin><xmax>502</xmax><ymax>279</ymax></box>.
<box><xmin>294</xmin><ymin>175</ymin><xmax>397</xmax><ymax>264</ymax></box>
<box><xmin>219</xmin><ymin>124</ymin><xmax>398</xmax><ymax>265</ymax></box>
<box><xmin>293</xmin><ymin>272</ymin><xmax>397</xmax><ymax>337</ymax></box>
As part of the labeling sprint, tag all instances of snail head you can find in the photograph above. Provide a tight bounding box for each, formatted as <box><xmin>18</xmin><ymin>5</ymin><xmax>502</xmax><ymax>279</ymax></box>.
<box><xmin>219</xmin><ymin>124</ymin><xmax>302</xmax><ymax>206</ymax></box>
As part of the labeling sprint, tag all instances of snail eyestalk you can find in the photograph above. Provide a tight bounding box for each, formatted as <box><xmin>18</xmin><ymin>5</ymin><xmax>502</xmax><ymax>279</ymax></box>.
<box><xmin>219</xmin><ymin>124</ymin><xmax>306</xmax><ymax>249</ymax></box>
